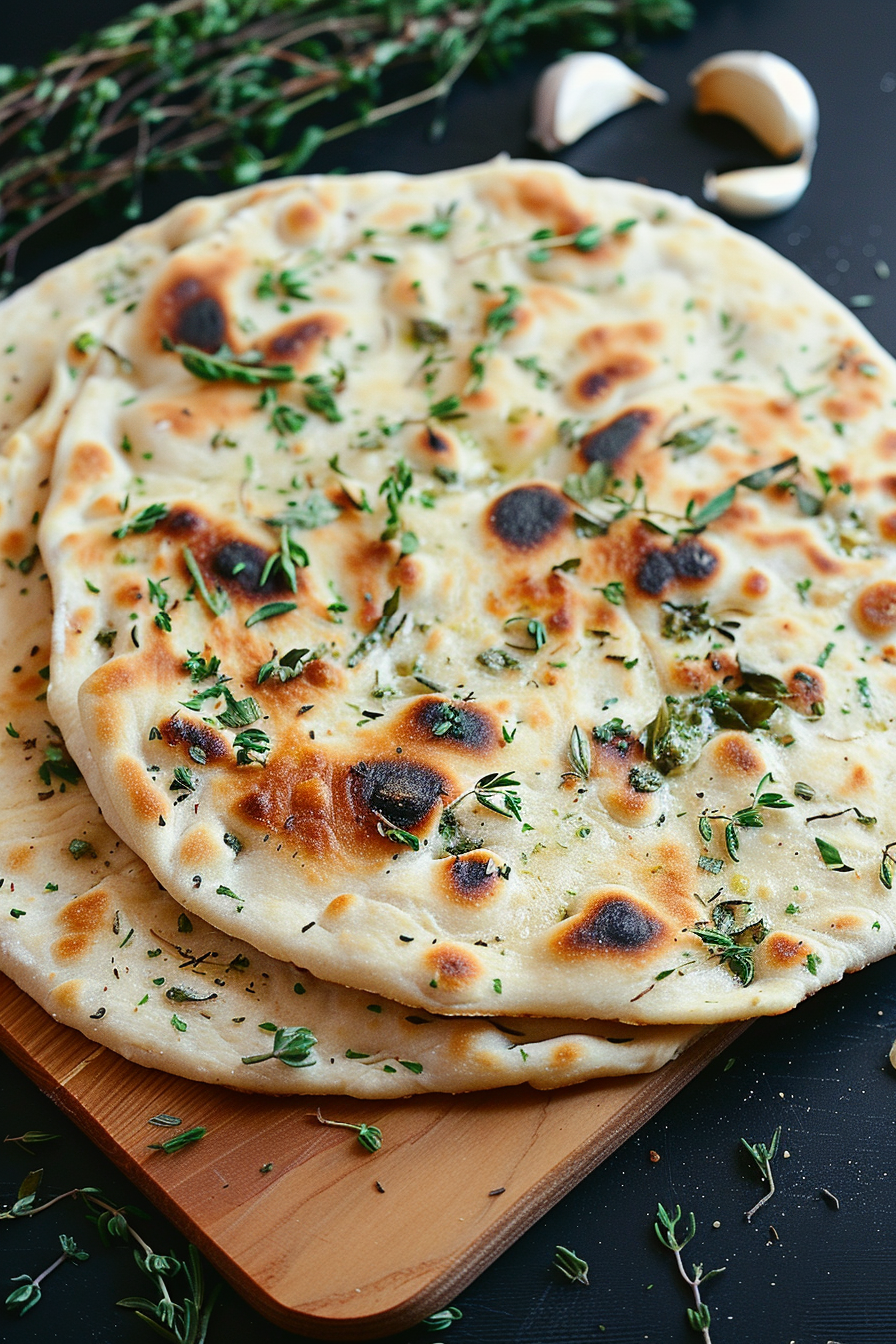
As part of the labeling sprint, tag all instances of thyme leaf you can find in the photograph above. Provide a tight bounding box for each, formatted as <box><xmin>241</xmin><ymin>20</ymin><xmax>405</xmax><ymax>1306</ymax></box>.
<box><xmin>661</xmin><ymin>418</ymin><xmax>717</xmax><ymax>459</ymax></box>
<box><xmin>313</xmin><ymin>1109</ymin><xmax>383</xmax><ymax>1152</ymax></box>
<box><xmin>244</xmin><ymin>601</ymin><xmax>297</xmax><ymax>628</ymax></box>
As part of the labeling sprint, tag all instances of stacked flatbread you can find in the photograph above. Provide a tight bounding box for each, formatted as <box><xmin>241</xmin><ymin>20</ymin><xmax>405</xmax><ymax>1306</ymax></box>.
<box><xmin>1</xmin><ymin>159</ymin><xmax>894</xmax><ymax>1096</ymax></box>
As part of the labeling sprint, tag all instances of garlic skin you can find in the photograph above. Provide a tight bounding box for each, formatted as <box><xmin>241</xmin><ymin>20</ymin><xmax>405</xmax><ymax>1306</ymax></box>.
<box><xmin>702</xmin><ymin>154</ymin><xmax>813</xmax><ymax>218</ymax></box>
<box><xmin>532</xmin><ymin>53</ymin><xmax>667</xmax><ymax>153</ymax></box>
<box><xmin>688</xmin><ymin>50</ymin><xmax>818</xmax><ymax>159</ymax></box>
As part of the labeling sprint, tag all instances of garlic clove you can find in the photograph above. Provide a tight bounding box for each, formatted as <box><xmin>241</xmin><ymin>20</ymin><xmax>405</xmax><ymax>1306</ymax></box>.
<box><xmin>689</xmin><ymin>50</ymin><xmax>818</xmax><ymax>159</ymax></box>
<box><xmin>702</xmin><ymin>155</ymin><xmax>813</xmax><ymax>218</ymax></box>
<box><xmin>532</xmin><ymin>53</ymin><xmax>667</xmax><ymax>153</ymax></box>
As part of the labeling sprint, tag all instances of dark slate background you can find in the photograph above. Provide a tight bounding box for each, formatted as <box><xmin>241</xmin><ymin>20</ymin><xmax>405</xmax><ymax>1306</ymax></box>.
<box><xmin>2</xmin><ymin>2</ymin><xmax>895</xmax><ymax>1341</ymax></box>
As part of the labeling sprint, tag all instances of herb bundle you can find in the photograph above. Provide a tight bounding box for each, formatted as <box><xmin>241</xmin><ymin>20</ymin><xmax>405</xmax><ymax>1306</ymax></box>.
<box><xmin>0</xmin><ymin>0</ymin><xmax>693</xmax><ymax>283</ymax></box>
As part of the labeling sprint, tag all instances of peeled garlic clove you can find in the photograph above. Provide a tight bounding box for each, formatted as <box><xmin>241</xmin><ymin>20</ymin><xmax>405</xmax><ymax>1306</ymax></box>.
<box><xmin>689</xmin><ymin>50</ymin><xmax>818</xmax><ymax>159</ymax></box>
<box><xmin>703</xmin><ymin>155</ymin><xmax>813</xmax><ymax>218</ymax></box>
<box><xmin>532</xmin><ymin>53</ymin><xmax>667</xmax><ymax>152</ymax></box>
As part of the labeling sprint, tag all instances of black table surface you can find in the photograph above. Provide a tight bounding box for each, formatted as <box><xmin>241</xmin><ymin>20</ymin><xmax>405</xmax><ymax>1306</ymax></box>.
<box><xmin>2</xmin><ymin>1</ymin><xmax>895</xmax><ymax>1341</ymax></box>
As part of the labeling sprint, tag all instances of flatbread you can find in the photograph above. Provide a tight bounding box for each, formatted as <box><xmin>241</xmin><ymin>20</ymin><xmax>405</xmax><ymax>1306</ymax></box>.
<box><xmin>0</xmin><ymin>404</ymin><xmax>698</xmax><ymax>1093</ymax></box>
<box><xmin>38</xmin><ymin>160</ymin><xmax>896</xmax><ymax>1024</ymax></box>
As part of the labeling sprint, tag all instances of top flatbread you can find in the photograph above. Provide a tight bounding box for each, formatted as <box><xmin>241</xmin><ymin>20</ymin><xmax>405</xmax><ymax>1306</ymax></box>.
<box><xmin>0</xmin><ymin>393</ymin><xmax>697</xmax><ymax>1094</ymax></box>
<box><xmin>38</xmin><ymin>159</ymin><xmax>896</xmax><ymax>1024</ymax></box>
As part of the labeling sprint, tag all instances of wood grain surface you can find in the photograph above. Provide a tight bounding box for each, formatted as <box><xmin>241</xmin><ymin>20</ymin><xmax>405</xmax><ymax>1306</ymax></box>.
<box><xmin>0</xmin><ymin>972</ymin><xmax>749</xmax><ymax>1338</ymax></box>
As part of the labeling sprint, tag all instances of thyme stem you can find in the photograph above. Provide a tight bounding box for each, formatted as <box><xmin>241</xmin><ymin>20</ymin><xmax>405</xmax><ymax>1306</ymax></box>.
<box><xmin>744</xmin><ymin>1169</ymin><xmax>775</xmax><ymax>1223</ymax></box>
<box><xmin>669</xmin><ymin>1242</ymin><xmax>712</xmax><ymax>1344</ymax></box>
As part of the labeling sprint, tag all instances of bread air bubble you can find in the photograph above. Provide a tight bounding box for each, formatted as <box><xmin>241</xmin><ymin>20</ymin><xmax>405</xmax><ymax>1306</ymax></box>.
<box><xmin>531</xmin><ymin>52</ymin><xmax>667</xmax><ymax>152</ymax></box>
<box><xmin>689</xmin><ymin>50</ymin><xmax>819</xmax><ymax>218</ymax></box>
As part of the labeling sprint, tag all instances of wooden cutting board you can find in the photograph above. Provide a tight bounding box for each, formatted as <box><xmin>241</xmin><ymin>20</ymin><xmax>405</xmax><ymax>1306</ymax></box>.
<box><xmin>0</xmin><ymin>972</ymin><xmax>747</xmax><ymax>1340</ymax></box>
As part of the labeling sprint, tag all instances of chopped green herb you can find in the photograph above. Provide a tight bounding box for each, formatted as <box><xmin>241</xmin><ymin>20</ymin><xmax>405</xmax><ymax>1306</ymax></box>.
<box><xmin>245</xmin><ymin>601</ymin><xmax>297</xmax><ymax>628</ymax></box>
<box><xmin>148</xmin><ymin>1125</ymin><xmax>207</xmax><ymax>1153</ymax></box>
<box><xmin>553</xmin><ymin>1245</ymin><xmax>589</xmax><ymax>1286</ymax></box>
<box><xmin>68</xmin><ymin>839</ymin><xmax>96</xmax><ymax>860</ymax></box>
<box><xmin>112</xmin><ymin>502</ymin><xmax>168</xmax><ymax>539</ymax></box>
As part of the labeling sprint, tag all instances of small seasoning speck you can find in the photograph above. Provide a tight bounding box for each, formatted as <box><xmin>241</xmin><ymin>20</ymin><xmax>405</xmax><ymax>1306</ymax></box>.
<box><xmin>648</xmin><ymin>1150</ymin><xmax>661</xmax><ymax>1163</ymax></box>
<box><xmin>488</xmin><ymin>1187</ymin><xmax>506</xmax><ymax>1196</ymax></box>
<box><xmin>712</xmin><ymin>1221</ymin><xmax>721</xmax><ymax>1228</ymax></box>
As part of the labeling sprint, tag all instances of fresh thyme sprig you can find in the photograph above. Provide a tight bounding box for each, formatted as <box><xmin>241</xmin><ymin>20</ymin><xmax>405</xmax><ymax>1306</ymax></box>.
<box><xmin>3</xmin><ymin>1131</ymin><xmax>60</xmax><ymax>1155</ymax></box>
<box><xmin>741</xmin><ymin>1126</ymin><xmax>782</xmax><ymax>1222</ymax></box>
<box><xmin>147</xmin><ymin>1126</ymin><xmax>208</xmax><ymax>1154</ymax></box>
<box><xmin>654</xmin><ymin>1204</ymin><xmax>724</xmax><ymax>1342</ymax></box>
<box><xmin>161</xmin><ymin>336</ymin><xmax>294</xmax><ymax>384</ymax></box>
<box><xmin>0</xmin><ymin>0</ymin><xmax>694</xmax><ymax>282</ymax></box>
<box><xmin>698</xmin><ymin>772</ymin><xmax>794</xmax><ymax>862</ymax></box>
<box><xmin>312</xmin><ymin>1109</ymin><xmax>383</xmax><ymax>1152</ymax></box>
<box><xmin>379</xmin><ymin>458</ymin><xmax>418</xmax><ymax>555</ymax></box>
<box><xmin>5</xmin><ymin>1234</ymin><xmax>89</xmax><ymax>1316</ymax></box>
<box><xmin>444</xmin><ymin>771</ymin><xmax>523</xmax><ymax>821</ymax></box>
<box><xmin>567</xmin><ymin>724</ymin><xmax>591</xmax><ymax>781</ymax></box>
<box><xmin>686</xmin><ymin>900</ymin><xmax>768</xmax><ymax>986</ymax></box>
<box><xmin>346</xmin><ymin>586</ymin><xmax>402</xmax><ymax>667</ymax></box>
<box><xmin>1</xmin><ymin>1176</ymin><xmax>219</xmax><ymax>1341</ymax></box>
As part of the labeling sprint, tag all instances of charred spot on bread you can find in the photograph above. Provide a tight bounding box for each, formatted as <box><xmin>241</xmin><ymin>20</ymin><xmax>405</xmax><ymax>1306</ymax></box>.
<box><xmin>787</xmin><ymin>667</ymin><xmax>826</xmax><ymax>715</ymax></box>
<box><xmin>554</xmin><ymin>892</ymin><xmax>664</xmax><ymax>956</ymax></box>
<box><xmin>405</xmin><ymin>697</ymin><xmax>499</xmax><ymax>753</ymax></box>
<box><xmin>424</xmin><ymin>942</ymin><xmax>484</xmax><ymax>988</ymax></box>
<box><xmin>160</xmin><ymin>715</ymin><xmax>229</xmax><ymax>761</ymax></box>
<box><xmin>350</xmin><ymin>758</ymin><xmax>447</xmax><ymax>831</ymax></box>
<box><xmin>212</xmin><ymin>538</ymin><xmax>288</xmax><ymax>596</ymax></box>
<box><xmin>487</xmin><ymin>484</ymin><xmax>569</xmax><ymax>550</ymax></box>
<box><xmin>636</xmin><ymin>539</ymin><xmax>719</xmax><ymax>595</ymax></box>
<box><xmin>162</xmin><ymin>507</ymin><xmax>202</xmax><ymax>535</ymax></box>
<box><xmin>580</xmin><ymin>409</ymin><xmax>655</xmax><ymax>468</ymax></box>
<box><xmin>444</xmin><ymin>851</ymin><xmax>506</xmax><ymax>904</ymax></box>
<box><xmin>262</xmin><ymin>314</ymin><xmax>339</xmax><ymax>368</ymax></box>
<box><xmin>573</xmin><ymin>356</ymin><xmax>651</xmax><ymax>404</ymax></box>
<box><xmin>160</xmin><ymin>278</ymin><xmax>227</xmax><ymax>352</ymax></box>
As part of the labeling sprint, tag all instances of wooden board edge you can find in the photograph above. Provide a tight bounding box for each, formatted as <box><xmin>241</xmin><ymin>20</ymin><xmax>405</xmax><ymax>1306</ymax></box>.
<box><xmin>267</xmin><ymin>1021</ymin><xmax>751</xmax><ymax>1340</ymax></box>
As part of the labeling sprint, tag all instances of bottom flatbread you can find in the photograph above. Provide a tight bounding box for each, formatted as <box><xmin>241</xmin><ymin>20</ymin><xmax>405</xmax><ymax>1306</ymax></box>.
<box><xmin>0</xmin><ymin>411</ymin><xmax>700</xmax><ymax>1094</ymax></box>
